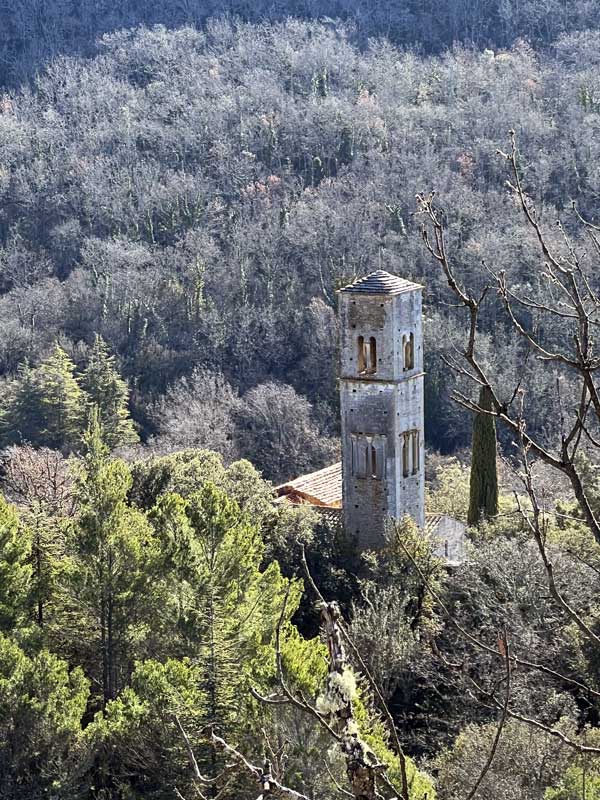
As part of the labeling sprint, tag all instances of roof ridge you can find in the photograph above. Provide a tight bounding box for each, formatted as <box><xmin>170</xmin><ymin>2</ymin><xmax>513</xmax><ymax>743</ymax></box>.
<box><xmin>275</xmin><ymin>461</ymin><xmax>342</xmax><ymax>490</ymax></box>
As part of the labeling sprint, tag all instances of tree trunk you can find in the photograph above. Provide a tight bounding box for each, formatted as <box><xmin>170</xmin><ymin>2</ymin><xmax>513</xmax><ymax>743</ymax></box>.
<box><xmin>320</xmin><ymin>602</ymin><xmax>385</xmax><ymax>800</ymax></box>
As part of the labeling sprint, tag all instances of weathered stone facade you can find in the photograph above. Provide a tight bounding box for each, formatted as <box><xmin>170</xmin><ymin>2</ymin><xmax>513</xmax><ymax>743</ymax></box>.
<box><xmin>338</xmin><ymin>271</ymin><xmax>425</xmax><ymax>549</ymax></box>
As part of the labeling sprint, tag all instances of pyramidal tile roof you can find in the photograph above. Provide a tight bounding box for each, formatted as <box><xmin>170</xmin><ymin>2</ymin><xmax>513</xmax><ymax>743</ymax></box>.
<box><xmin>338</xmin><ymin>270</ymin><xmax>422</xmax><ymax>295</ymax></box>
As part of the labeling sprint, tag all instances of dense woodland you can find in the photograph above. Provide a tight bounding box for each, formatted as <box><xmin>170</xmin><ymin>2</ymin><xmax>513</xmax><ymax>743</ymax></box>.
<box><xmin>2</xmin><ymin>3</ymin><xmax>600</xmax><ymax>799</ymax></box>
<box><xmin>3</xmin><ymin>0</ymin><xmax>600</xmax><ymax>87</ymax></box>
<box><xmin>1</xmin><ymin>11</ymin><xmax>600</xmax><ymax>469</ymax></box>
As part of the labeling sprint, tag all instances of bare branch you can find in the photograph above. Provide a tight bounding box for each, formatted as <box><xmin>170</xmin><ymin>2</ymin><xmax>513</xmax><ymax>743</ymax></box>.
<box><xmin>418</xmin><ymin>171</ymin><xmax>600</xmax><ymax>544</ymax></box>
<box><xmin>463</xmin><ymin>629</ymin><xmax>511</xmax><ymax>800</ymax></box>
<box><xmin>174</xmin><ymin>715</ymin><xmax>216</xmax><ymax>786</ymax></box>
<box><xmin>395</xmin><ymin>533</ymin><xmax>600</xmax><ymax>699</ymax></box>
<box><xmin>514</xmin><ymin>437</ymin><xmax>600</xmax><ymax>650</ymax></box>
<box><xmin>302</xmin><ymin>545</ymin><xmax>409</xmax><ymax>799</ymax></box>
<box><xmin>211</xmin><ymin>732</ymin><xmax>311</xmax><ymax>800</ymax></box>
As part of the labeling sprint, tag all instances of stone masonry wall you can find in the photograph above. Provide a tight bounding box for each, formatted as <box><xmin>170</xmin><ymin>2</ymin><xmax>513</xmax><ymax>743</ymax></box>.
<box><xmin>339</xmin><ymin>284</ymin><xmax>424</xmax><ymax>549</ymax></box>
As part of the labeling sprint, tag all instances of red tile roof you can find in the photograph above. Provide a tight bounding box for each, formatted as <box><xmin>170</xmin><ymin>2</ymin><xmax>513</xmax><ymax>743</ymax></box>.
<box><xmin>275</xmin><ymin>462</ymin><xmax>342</xmax><ymax>508</ymax></box>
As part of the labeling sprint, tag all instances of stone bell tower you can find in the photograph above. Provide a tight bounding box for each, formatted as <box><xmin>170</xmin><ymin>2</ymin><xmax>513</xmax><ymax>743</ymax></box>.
<box><xmin>338</xmin><ymin>270</ymin><xmax>425</xmax><ymax>549</ymax></box>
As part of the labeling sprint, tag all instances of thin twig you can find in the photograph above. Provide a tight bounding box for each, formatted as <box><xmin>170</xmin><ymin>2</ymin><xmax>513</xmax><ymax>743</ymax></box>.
<box><xmin>395</xmin><ymin>535</ymin><xmax>600</xmax><ymax>699</ymax></box>
<box><xmin>211</xmin><ymin>732</ymin><xmax>311</xmax><ymax>800</ymax></box>
<box><xmin>463</xmin><ymin>629</ymin><xmax>511</xmax><ymax>800</ymax></box>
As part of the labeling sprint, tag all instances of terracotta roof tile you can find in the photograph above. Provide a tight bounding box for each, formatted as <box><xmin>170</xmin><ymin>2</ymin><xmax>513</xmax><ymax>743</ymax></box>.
<box><xmin>275</xmin><ymin>462</ymin><xmax>342</xmax><ymax>507</ymax></box>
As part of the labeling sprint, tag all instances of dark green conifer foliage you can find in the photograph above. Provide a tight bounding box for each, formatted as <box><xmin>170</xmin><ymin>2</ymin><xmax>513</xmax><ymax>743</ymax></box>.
<box><xmin>36</xmin><ymin>345</ymin><xmax>84</xmax><ymax>451</ymax></box>
<box><xmin>1</xmin><ymin>347</ymin><xmax>83</xmax><ymax>450</ymax></box>
<box><xmin>27</xmin><ymin>505</ymin><xmax>64</xmax><ymax>628</ymax></box>
<box><xmin>174</xmin><ymin>482</ymin><xmax>296</xmax><ymax>729</ymax></box>
<box><xmin>0</xmin><ymin>634</ymin><xmax>88</xmax><ymax>798</ymax></box>
<box><xmin>468</xmin><ymin>385</ymin><xmax>499</xmax><ymax>525</ymax></box>
<box><xmin>1</xmin><ymin>361</ymin><xmax>45</xmax><ymax>445</ymax></box>
<box><xmin>70</xmin><ymin>409</ymin><xmax>162</xmax><ymax>707</ymax></box>
<box><xmin>79</xmin><ymin>335</ymin><xmax>138</xmax><ymax>449</ymax></box>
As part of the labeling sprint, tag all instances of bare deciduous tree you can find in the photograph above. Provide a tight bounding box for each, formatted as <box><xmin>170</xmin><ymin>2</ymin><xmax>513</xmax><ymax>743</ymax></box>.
<box><xmin>1</xmin><ymin>443</ymin><xmax>74</xmax><ymax>515</ymax></box>
<box><xmin>416</xmin><ymin>133</ymin><xmax>600</xmax><ymax>760</ymax></box>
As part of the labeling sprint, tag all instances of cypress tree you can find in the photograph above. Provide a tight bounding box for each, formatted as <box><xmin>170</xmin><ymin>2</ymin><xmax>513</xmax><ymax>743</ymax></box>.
<box><xmin>79</xmin><ymin>335</ymin><xmax>138</xmax><ymax>449</ymax></box>
<box><xmin>468</xmin><ymin>385</ymin><xmax>499</xmax><ymax>526</ymax></box>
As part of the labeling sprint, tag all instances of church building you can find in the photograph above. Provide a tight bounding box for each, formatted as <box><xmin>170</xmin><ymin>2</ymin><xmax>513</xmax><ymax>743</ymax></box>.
<box><xmin>276</xmin><ymin>270</ymin><xmax>465</xmax><ymax>564</ymax></box>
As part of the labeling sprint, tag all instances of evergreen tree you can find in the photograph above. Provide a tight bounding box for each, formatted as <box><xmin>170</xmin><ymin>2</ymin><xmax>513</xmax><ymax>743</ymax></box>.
<box><xmin>1</xmin><ymin>361</ymin><xmax>45</xmax><ymax>446</ymax></box>
<box><xmin>83</xmin><ymin>483</ymin><xmax>320</xmax><ymax>798</ymax></box>
<box><xmin>0</xmin><ymin>633</ymin><xmax>88</xmax><ymax>798</ymax></box>
<box><xmin>468</xmin><ymin>385</ymin><xmax>499</xmax><ymax>526</ymax></box>
<box><xmin>27</xmin><ymin>504</ymin><xmax>65</xmax><ymax>628</ymax></box>
<box><xmin>157</xmin><ymin>482</ymin><xmax>300</xmax><ymax>730</ymax></box>
<box><xmin>0</xmin><ymin>497</ymin><xmax>31</xmax><ymax>632</ymax></box>
<box><xmin>79</xmin><ymin>335</ymin><xmax>138</xmax><ymax>449</ymax></box>
<box><xmin>0</xmin><ymin>447</ymin><xmax>70</xmax><ymax>630</ymax></box>
<box><xmin>36</xmin><ymin>345</ymin><xmax>84</xmax><ymax>451</ymax></box>
<box><xmin>69</xmin><ymin>411</ymin><xmax>163</xmax><ymax>707</ymax></box>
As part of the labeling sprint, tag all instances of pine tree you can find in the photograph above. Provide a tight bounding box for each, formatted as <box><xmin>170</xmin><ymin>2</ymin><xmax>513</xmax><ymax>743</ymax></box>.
<box><xmin>27</xmin><ymin>505</ymin><xmax>64</xmax><ymax>628</ymax></box>
<box><xmin>93</xmin><ymin>482</ymin><xmax>317</xmax><ymax>797</ymax></box>
<box><xmin>171</xmin><ymin>482</ymin><xmax>297</xmax><ymax>730</ymax></box>
<box><xmin>468</xmin><ymin>385</ymin><xmax>499</xmax><ymax>525</ymax></box>
<box><xmin>79</xmin><ymin>335</ymin><xmax>138</xmax><ymax>449</ymax></box>
<box><xmin>36</xmin><ymin>345</ymin><xmax>84</xmax><ymax>451</ymax></box>
<box><xmin>0</xmin><ymin>634</ymin><xmax>88</xmax><ymax>798</ymax></box>
<box><xmin>1</xmin><ymin>348</ymin><xmax>83</xmax><ymax>450</ymax></box>
<box><xmin>70</xmin><ymin>410</ymin><xmax>162</xmax><ymax>707</ymax></box>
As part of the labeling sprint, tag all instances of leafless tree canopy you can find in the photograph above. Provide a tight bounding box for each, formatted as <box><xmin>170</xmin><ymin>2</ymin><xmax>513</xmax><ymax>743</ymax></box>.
<box><xmin>1</xmin><ymin>444</ymin><xmax>74</xmax><ymax>515</ymax></box>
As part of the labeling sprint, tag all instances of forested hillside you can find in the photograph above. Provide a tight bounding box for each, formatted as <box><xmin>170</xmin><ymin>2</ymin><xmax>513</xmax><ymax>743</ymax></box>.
<box><xmin>1</xmin><ymin>18</ymin><xmax>600</xmax><ymax>476</ymax></box>
<box><xmin>3</xmin><ymin>5</ymin><xmax>600</xmax><ymax>799</ymax></box>
<box><xmin>2</xmin><ymin>0</ymin><xmax>600</xmax><ymax>87</ymax></box>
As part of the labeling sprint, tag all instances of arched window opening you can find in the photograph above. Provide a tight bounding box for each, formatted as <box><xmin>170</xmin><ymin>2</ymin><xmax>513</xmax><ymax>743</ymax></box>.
<box><xmin>357</xmin><ymin>336</ymin><xmax>377</xmax><ymax>375</ymax></box>
<box><xmin>368</xmin><ymin>337</ymin><xmax>377</xmax><ymax>374</ymax></box>
<box><xmin>402</xmin><ymin>430</ymin><xmax>420</xmax><ymax>478</ymax></box>
<box><xmin>358</xmin><ymin>336</ymin><xmax>366</xmax><ymax>372</ymax></box>
<box><xmin>404</xmin><ymin>332</ymin><xmax>414</xmax><ymax>371</ymax></box>
<box><xmin>412</xmin><ymin>430</ymin><xmax>420</xmax><ymax>475</ymax></box>
<box><xmin>352</xmin><ymin>434</ymin><xmax>385</xmax><ymax>479</ymax></box>
<box><xmin>351</xmin><ymin>435</ymin><xmax>368</xmax><ymax>477</ymax></box>
<box><xmin>402</xmin><ymin>432</ymin><xmax>410</xmax><ymax>478</ymax></box>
